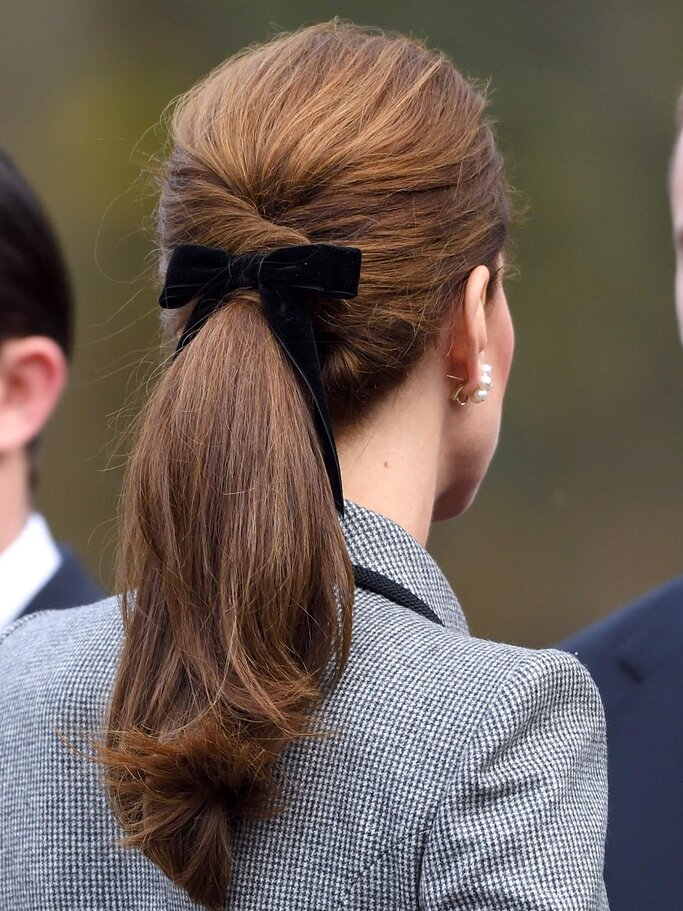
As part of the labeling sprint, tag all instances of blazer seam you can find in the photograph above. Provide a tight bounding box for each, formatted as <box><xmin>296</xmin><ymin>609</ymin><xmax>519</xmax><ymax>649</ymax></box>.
<box><xmin>331</xmin><ymin>824</ymin><xmax>431</xmax><ymax>908</ymax></box>
<box><xmin>0</xmin><ymin>609</ymin><xmax>47</xmax><ymax>647</ymax></box>
<box><xmin>336</xmin><ymin>649</ymin><xmax>531</xmax><ymax>905</ymax></box>
<box><xmin>417</xmin><ymin>649</ymin><xmax>534</xmax><ymax>879</ymax></box>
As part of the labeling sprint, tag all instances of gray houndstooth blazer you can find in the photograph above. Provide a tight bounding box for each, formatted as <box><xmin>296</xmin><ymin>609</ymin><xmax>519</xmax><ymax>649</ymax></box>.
<box><xmin>0</xmin><ymin>501</ymin><xmax>608</xmax><ymax>910</ymax></box>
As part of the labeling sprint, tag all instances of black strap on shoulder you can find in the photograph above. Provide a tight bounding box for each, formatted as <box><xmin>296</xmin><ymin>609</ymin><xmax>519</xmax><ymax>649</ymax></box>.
<box><xmin>351</xmin><ymin>564</ymin><xmax>444</xmax><ymax>627</ymax></box>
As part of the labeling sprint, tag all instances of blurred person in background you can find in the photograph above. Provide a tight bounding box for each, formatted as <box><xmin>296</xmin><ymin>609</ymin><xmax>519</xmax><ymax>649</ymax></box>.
<box><xmin>0</xmin><ymin>24</ymin><xmax>607</xmax><ymax>911</ymax></box>
<box><xmin>0</xmin><ymin>152</ymin><xmax>103</xmax><ymax>631</ymax></box>
<box><xmin>560</xmin><ymin>89</ymin><xmax>683</xmax><ymax>911</ymax></box>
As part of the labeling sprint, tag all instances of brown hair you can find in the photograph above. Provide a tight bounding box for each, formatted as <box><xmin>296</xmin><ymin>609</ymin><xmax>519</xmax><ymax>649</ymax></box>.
<box><xmin>103</xmin><ymin>21</ymin><xmax>509</xmax><ymax>909</ymax></box>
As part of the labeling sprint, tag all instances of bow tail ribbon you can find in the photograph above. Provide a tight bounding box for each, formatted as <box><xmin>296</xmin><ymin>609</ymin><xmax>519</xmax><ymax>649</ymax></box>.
<box><xmin>260</xmin><ymin>284</ymin><xmax>344</xmax><ymax>513</ymax></box>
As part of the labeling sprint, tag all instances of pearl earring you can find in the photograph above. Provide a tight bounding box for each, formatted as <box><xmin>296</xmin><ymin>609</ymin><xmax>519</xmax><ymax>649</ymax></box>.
<box><xmin>447</xmin><ymin>364</ymin><xmax>493</xmax><ymax>405</ymax></box>
<box><xmin>469</xmin><ymin>363</ymin><xmax>493</xmax><ymax>404</ymax></box>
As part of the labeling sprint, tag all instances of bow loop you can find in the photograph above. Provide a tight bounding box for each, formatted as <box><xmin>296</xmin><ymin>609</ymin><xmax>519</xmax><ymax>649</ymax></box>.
<box><xmin>257</xmin><ymin>245</ymin><xmax>361</xmax><ymax>298</ymax></box>
<box><xmin>159</xmin><ymin>245</ymin><xmax>261</xmax><ymax>310</ymax></box>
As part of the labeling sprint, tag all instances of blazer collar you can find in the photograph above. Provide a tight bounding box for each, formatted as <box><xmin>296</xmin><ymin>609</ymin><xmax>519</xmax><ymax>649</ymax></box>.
<box><xmin>341</xmin><ymin>500</ymin><xmax>468</xmax><ymax>635</ymax></box>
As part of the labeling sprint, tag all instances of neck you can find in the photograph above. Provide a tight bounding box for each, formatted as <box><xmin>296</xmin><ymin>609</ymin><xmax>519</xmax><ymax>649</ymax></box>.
<box><xmin>0</xmin><ymin>451</ymin><xmax>31</xmax><ymax>554</ymax></box>
<box><xmin>337</xmin><ymin>365</ymin><xmax>445</xmax><ymax>547</ymax></box>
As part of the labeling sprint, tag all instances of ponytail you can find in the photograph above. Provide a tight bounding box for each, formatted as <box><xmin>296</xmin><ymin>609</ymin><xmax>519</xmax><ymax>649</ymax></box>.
<box><xmin>103</xmin><ymin>299</ymin><xmax>354</xmax><ymax>909</ymax></box>
<box><xmin>103</xmin><ymin>19</ymin><xmax>509</xmax><ymax>909</ymax></box>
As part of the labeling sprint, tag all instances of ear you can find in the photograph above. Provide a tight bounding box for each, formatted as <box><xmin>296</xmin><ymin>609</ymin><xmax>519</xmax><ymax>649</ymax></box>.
<box><xmin>446</xmin><ymin>265</ymin><xmax>490</xmax><ymax>396</ymax></box>
<box><xmin>0</xmin><ymin>337</ymin><xmax>68</xmax><ymax>454</ymax></box>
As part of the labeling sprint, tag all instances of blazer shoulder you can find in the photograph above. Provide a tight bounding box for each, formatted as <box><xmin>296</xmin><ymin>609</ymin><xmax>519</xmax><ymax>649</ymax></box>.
<box><xmin>419</xmin><ymin>646</ymin><xmax>607</xmax><ymax>909</ymax></box>
<box><xmin>0</xmin><ymin>598</ymin><xmax>122</xmax><ymax>705</ymax></box>
<box><xmin>350</xmin><ymin>595</ymin><xmax>599</xmax><ymax>771</ymax></box>
<box><xmin>354</xmin><ymin>588</ymin><xmax>596</xmax><ymax>706</ymax></box>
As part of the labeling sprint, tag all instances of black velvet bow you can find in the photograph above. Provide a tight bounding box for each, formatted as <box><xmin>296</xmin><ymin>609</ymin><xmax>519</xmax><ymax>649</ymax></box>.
<box><xmin>159</xmin><ymin>242</ymin><xmax>362</xmax><ymax>514</ymax></box>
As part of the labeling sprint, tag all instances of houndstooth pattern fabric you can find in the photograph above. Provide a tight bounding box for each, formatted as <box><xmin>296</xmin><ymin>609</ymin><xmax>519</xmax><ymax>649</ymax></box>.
<box><xmin>0</xmin><ymin>500</ymin><xmax>608</xmax><ymax>910</ymax></box>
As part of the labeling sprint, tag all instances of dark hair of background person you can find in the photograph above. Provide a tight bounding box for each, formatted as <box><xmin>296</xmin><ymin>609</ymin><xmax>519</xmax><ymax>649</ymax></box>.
<box><xmin>101</xmin><ymin>22</ymin><xmax>510</xmax><ymax>910</ymax></box>
<box><xmin>0</xmin><ymin>152</ymin><xmax>72</xmax><ymax>357</ymax></box>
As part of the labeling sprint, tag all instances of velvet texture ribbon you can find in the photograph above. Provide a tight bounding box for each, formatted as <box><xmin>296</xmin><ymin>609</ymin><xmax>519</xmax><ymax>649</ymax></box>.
<box><xmin>159</xmin><ymin>242</ymin><xmax>362</xmax><ymax>514</ymax></box>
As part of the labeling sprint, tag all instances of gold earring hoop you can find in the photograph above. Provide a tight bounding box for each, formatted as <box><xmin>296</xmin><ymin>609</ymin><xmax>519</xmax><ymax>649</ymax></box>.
<box><xmin>446</xmin><ymin>375</ymin><xmax>468</xmax><ymax>406</ymax></box>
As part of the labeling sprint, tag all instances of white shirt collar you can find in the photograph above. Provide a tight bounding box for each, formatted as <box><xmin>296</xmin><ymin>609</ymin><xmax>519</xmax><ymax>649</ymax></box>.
<box><xmin>0</xmin><ymin>513</ymin><xmax>62</xmax><ymax>631</ymax></box>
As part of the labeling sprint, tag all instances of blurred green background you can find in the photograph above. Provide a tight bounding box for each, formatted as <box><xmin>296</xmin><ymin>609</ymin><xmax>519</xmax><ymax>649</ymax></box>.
<box><xmin>2</xmin><ymin>0</ymin><xmax>682</xmax><ymax>646</ymax></box>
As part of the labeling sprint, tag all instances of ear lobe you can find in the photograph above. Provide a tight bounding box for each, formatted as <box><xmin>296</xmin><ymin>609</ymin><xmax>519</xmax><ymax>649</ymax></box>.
<box><xmin>0</xmin><ymin>337</ymin><xmax>68</xmax><ymax>454</ymax></box>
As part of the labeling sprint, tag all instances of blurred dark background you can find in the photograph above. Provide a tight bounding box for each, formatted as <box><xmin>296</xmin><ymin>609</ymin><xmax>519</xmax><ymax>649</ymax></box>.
<box><xmin>2</xmin><ymin>0</ymin><xmax>682</xmax><ymax>646</ymax></box>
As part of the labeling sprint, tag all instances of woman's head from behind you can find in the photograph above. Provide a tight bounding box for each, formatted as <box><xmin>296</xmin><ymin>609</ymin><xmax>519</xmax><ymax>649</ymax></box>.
<box><xmin>161</xmin><ymin>21</ymin><xmax>512</xmax><ymax>519</ymax></box>
<box><xmin>107</xmin><ymin>22</ymin><xmax>512</xmax><ymax>910</ymax></box>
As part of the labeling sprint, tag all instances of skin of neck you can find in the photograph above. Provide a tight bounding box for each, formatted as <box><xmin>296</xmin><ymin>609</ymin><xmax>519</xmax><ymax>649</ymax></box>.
<box><xmin>0</xmin><ymin>449</ymin><xmax>31</xmax><ymax>554</ymax></box>
<box><xmin>337</xmin><ymin>351</ymin><xmax>448</xmax><ymax>547</ymax></box>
